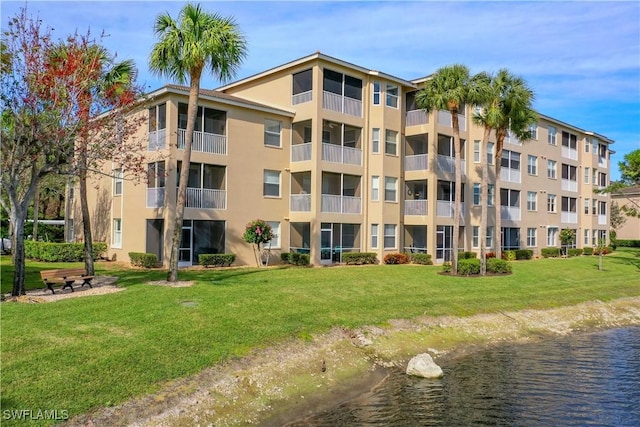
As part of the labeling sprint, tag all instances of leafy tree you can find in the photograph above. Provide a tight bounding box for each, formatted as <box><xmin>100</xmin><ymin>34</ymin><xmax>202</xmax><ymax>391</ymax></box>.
<box><xmin>619</xmin><ymin>149</ymin><xmax>640</xmax><ymax>185</ymax></box>
<box><xmin>242</xmin><ymin>219</ymin><xmax>274</xmax><ymax>267</ymax></box>
<box><xmin>609</xmin><ymin>201</ymin><xmax>627</xmax><ymax>231</ymax></box>
<box><xmin>149</xmin><ymin>2</ymin><xmax>247</xmax><ymax>281</ymax></box>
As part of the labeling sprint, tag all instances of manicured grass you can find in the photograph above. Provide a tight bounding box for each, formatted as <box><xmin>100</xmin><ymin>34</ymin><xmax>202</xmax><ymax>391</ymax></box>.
<box><xmin>1</xmin><ymin>250</ymin><xmax>639</xmax><ymax>425</ymax></box>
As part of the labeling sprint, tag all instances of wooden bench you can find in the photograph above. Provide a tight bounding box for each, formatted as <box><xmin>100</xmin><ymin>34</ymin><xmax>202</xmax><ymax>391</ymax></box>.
<box><xmin>40</xmin><ymin>268</ymin><xmax>94</xmax><ymax>294</ymax></box>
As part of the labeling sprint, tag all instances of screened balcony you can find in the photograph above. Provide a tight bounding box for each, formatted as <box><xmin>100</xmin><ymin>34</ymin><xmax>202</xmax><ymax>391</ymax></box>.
<box><xmin>321</xmin><ymin>120</ymin><xmax>362</xmax><ymax>166</ymax></box>
<box><xmin>290</xmin><ymin>171</ymin><xmax>311</xmax><ymax>212</ymax></box>
<box><xmin>177</xmin><ymin>103</ymin><xmax>227</xmax><ymax>155</ymax></box>
<box><xmin>405</xmin><ymin>91</ymin><xmax>429</xmax><ymax>126</ymax></box>
<box><xmin>436</xmin><ymin>134</ymin><xmax>466</xmax><ymax>175</ymax></box>
<box><xmin>322</xmin><ymin>69</ymin><xmax>362</xmax><ymax>117</ymax></box>
<box><xmin>292</xmin><ymin>69</ymin><xmax>313</xmax><ymax>105</ymax></box>
<box><xmin>178</xmin><ymin>162</ymin><xmax>226</xmax><ymax>210</ymax></box>
<box><xmin>321</xmin><ymin>172</ymin><xmax>361</xmax><ymax>214</ymax></box>
<box><xmin>436</xmin><ymin>180</ymin><xmax>464</xmax><ymax>221</ymax></box>
<box><xmin>291</xmin><ymin>120</ymin><xmax>313</xmax><ymax>162</ymax></box>
<box><xmin>437</xmin><ymin>109</ymin><xmax>466</xmax><ymax>131</ymax></box>
<box><xmin>404</xmin><ymin>180</ymin><xmax>428</xmax><ymax>216</ymax></box>
<box><xmin>290</xmin><ymin>222</ymin><xmax>311</xmax><ymax>254</ymax></box>
<box><xmin>404</xmin><ymin>134</ymin><xmax>429</xmax><ymax>171</ymax></box>
<box><xmin>561</xmin><ymin>131</ymin><xmax>578</xmax><ymax>161</ymax></box>
<box><xmin>148</xmin><ymin>129</ymin><xmax>166</xmax><ymax>151</ymax></box>
<box><xmin>404</xmin><ymin>225</ymin><xmax>428</xmax><ymax>253</ymax></box>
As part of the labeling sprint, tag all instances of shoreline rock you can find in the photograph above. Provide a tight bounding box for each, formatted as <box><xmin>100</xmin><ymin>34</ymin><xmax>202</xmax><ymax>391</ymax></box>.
<box><xmin>406</xmin><ymin>353</ymin><xmax>443</xmax><ymax>378</ymax></box>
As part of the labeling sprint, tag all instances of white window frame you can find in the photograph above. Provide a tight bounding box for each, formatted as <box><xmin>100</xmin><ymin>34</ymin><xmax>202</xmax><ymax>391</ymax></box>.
<box><xmin>263</xmin><ymin>170</ymin><xmax>281</xmax><ymax>197</ymax></box>
<box><xmin>472</xmin><ymin>226</ymin><xmax>479</xmax><ymax>248</ymax></box>
<box><xmin>547</xmin><ymin>227</ymin><xmax>558</xmax><ymax>246</ymax></box>
<box><xmin>527</xmin><ymin>191</ymin><xmax>537</xmax><ymax>211</ymax></box>
<box><xmin>264</xmin><ymin>119</ymin><xmax>282</xmax><ymax>147</ymax></box>
<box><xmin>488</xmin><ymin>184</ymin><xmax>495</xmax><ymax>207</ymax></box>
<box><xmin>584</xmin><ymin>198</ymin><xmax>590</xmax><ymax>215</ymax></box>
<box><xmin>383</xmin><ymin>224</ymin><xmax>397</xmax><ymax>249</ymax></box>
<box><xmin>371</xmin><ymin>224</ymin><xmax>379</xmax><ymax>249</ymax></box>
<box><xmin>473</xmin><ymin>183</ymin><xmax>481</xmax><ymax>206</ymax></box>
<box><xmin>486</xmin><ymin>226</ymin><xmax>494</xmax><ymax>249</ymax></box>
<box><xmin>584</xmin><ymin>229</ymin><xmax>590</xmax><ymax>245</ymax></box>
<box><xmin>584</xmin><ymin>167</ymin><xmax>590</xmax><ymax>184</ymax></box>
<box><xmin>547</xmin><ymin>160</ymin><xmax>557</xmax><ymax>179</ymax></box>
<box><xmin>385</xmin><ymin>129</ymin><xmax>398</xmax><ymax>156</ymax></box>
<box><xmin>592</xmin><ymin>168</ymin><xmax>598</xmax><ymax>185</ymax></box>
<box><xmin>473</xmin><ymin>140</ymin><xmax>481</xmax><ymax>163</ymax></box>
<box><xmin>371</xmin><ymin>176</ymin><xmax>380</xmax><ymax>201</ymax></box>
<box><xmin>585</xmin><ymin>139</ymin><xmax>590</xmax><ymax>153</ymax></box>
<box><xmin>487</xmin><ymin>142</ymin><xmax>495</xmax><ymax>165</ymax></box>
<box><xmin>112</xmin><ymin>218</ymin><xmax>122</xmax><ymax>248</ymax></box>
<box><xmin>266</xmin><ymin>221</ymin><xmax>280</xmax><ymax>248</ymax></box>
<box><xmin>527</xmin><ymin>155</ymin><xmax>537</xmax><ymax>175</ymax></box>
<box><xmin>547</xmin><ymin>194</ymin><xmax>557</xmax><ymax>213</ymax></box>
<box><xmin>384</xmin><ymin>176</ymin><xmax>397</xmax><ymax>202</ymax></box>
<box><xmin>386</xmin><ymin>83</ymin><xmax>399</xmax><ymax>108</ymax></box>
<box><xmin>372</xmin><ymin>128</ymin><xmax>380</xmax><ymax>154</ymax></box>
<box><xmin>373</xmin><ymin>81</ymin><xmax>381</xmax><ymax>105</ymax></box>
<box><xmin>527</xmin><ymin>228</ymin><xmax>536</xmax><ymax>247</ymax></box>
<box><xmin>529</xmin><ymin>123</ymin><xmax>538</xmax><ymax>140</ymax></box>
<box><xmin>114</xmin><ymin>168</ymin><xmax>123</xmax><ymax>196</ymax></box>
<box><xmin>548</xmin><ymin>126</ymin><xmax>557</xmax><ymax>145</ymax></box>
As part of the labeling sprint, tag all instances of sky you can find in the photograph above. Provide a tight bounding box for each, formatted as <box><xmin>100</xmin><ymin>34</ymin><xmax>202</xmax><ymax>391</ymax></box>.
<box><xmin>2</xmin><ymin>0</ymin><xmax>639</xmax><ymax>180</ymax></box>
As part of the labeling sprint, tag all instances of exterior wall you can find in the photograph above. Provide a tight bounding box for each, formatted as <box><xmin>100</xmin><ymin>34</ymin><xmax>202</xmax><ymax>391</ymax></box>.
<box><xmin>611</xmin><ymin>188</ymin><xmax>640</xmax><ymax>241</ymax></box>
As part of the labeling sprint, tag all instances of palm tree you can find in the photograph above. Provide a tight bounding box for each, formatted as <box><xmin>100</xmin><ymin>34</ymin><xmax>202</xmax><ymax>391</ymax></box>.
<box><xmin>149</xmin><ymin>3</ymin><xmax>247</xmax><ymax>281</ymax></box>
<box><xmin>415</xmin><ymin>65</ymin><xmax>482</xmax><ymax>275</ymax></box>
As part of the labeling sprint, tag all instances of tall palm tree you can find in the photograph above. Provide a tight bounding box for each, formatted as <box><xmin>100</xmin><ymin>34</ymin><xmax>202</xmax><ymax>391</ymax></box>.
<box><xmin>415</xmin><ymin>65</ymin><xmax>482</xmax><ymax>275</ymax></box>
<box><xmin>149</xmin><ymin>3</ymin><xmax>247</xmax><ymax>281</ymax></box>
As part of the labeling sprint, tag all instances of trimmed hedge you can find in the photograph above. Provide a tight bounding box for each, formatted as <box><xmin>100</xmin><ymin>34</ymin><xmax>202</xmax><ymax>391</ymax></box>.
<box><xmin>583</xmin><ymin>247</ymin><xmax>594</xmax><ymax>255</ymax></box>
<box><xmin>459</xmin><ymin>251</ymin><xmax>477</xmax><ymax>259</ymax></box>
<box><xmin>384</xmin><ymin>253</ymin><xmax>410</xmax><ymax>264</ymax></box>
<box><xmin>567</xmin><ymin>248</ymin><xmax>583</xmax><ymax>257</ymax></box>
<box><xmin>410</xmin><ymin>253</ymin><xmax>433</xmax><ymax>265</ymax></box>
<box><xmin>487</xmin><ymin>258</ymin><xmax>512</xmax><ymax>274</ymax></box>
<box><xmin>515</xmin><ymin>249</ymin><xmax>533</xmax><ymax>260</ymax></box>
<box><xmin>541</xmin><ymin>247</ymin><xmax>561</xmax><ymax>258</ymax></box>
<box><xmin>25</xmin><ymin>241</ymin><xmax>107</xmax><ymax>262</ymax></box>
<box><xmin>280</xmin><ymin>252</ymin><xmax>310</xmax><ymax>266</ymax></box>
<box><xmin>593</xmin><ymin>246</ymin><xmax>614</xmax><ymax>255</ymax></box>
<box><xmin>458</xmin><ymin>258</ymin><xmax>481</xmax><ymax>275</ymax></box>
<box><xmin>616</xmin><ymin>239</ymin><xmax>640</xmax><ymax>248</ymax></box>
<box><xmin>129</xmin><ymin>252</ymin><xmax>159</xmax><ymax>268</ymax></box>
<box><xmin>198</xmin><ymin>253</ymin><xmax>235</xmax><ymax>267</ymax></box>
<box><xmin>342</xmin><ymin>252</ymin><xmax>378</xmax><ymax>265</ymax></box>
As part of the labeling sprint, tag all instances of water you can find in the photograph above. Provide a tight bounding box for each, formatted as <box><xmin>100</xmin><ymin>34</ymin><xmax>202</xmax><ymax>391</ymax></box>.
<box><xmin>290</xmin><ymin>327</ymin><xmax>640</xmax><ymax>426</ymax></box>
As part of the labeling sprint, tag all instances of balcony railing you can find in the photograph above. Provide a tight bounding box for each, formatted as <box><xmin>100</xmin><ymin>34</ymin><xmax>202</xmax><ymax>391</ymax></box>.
<box><xmin>146</xmin><ymin>188</ymin><xmax>165</xmax><ymax>208</ymax></box>
<box><xmin>598</xmin><ymin>214</ymin><xmax>607</xmax><ymax>225</ymax></box>
<box><xmin>437</xmin><ymin>110</ymin><xmax>466</xmax><ymax>131</ymax></box>
<box><xmin>404</xmin><ymin>154</ymin><xmax>428</xmax><ymax>171</ymax></box>
<box><xmin>562</xmin><ymin>146</ymin><xmax>578</xmax><ymax>161</ymax></box>
<box><xmin>500</xmin><ymin>168</ymin><xmax>522</xmax><ymax>184</ymax></box>
<box><xmin>404</xmin><ymin>199</ymin><xmax>428</xmax><ymax>216</ymax></box>
<box><xmin>436</xmin><ymin>201</ymin><xmax>465</xmax><ymax>220</ymax></box>
<box><xmin>500</xmin><ymin>206</ymin><xmax>521</xmax><ymax>221</ymax></box>
<box><xmin>321</xmin><ymin>194</ymin><xmax>361</xmax><ymax>214</ymax></box>
<box><xmin>290</xmin><ymin>194</ymin><xmax>311</xmax><ymax>212</ymax></box>
<box><xmin>185</xmin><ymin>188</ymin><xmax>226</xmax><ymax>209</ymax></box>
<box><xmin>436</xmin><ymin>155</ymin><xmax>466</xmax><ymax>175</ymax></box>
<box><xmin>322</xmin><ymin>91</ymin><xmax>362</xmax><ymax>117</ymax></box>
<box><xmin>148</xmin><ymin>129</ymin><xmax>166</xmax><ymax>151</ymax></box>
<box><xmin>291</xmin><ymin>143</ymin><xmax>312</xmax><ymax>162</ymax></box>
<box><xmin>561</xmin><ymin>179</ymin><xmax>578</xmax><ymax>192</ymax></box>
<box><xmin>292</xmin><ymin>90</ymin><xmax>312</xmax><ymax>105</ymax></box>
<box><xmin>561</xmin><ymin>211</ymin><xmax>578</xmax><ymax>224</ymax></box>
<box><xmin>178</xmin><ymin>129</ymin><xmax>227</xmax><ymax>155</ymax></box>
<box><xmin>598</xmin><ymin>156</ymin><xmax>608</xmax><ymax>168</ymax></box>
<box><xmin>406</xmin><ymin>110</ymin><xmax>429</xmax><ymax>127</ymax></box>
<box><xmin>322</xmin><ymin>143</ymin><xmax>362</xmax><ymax>166</ymax></box>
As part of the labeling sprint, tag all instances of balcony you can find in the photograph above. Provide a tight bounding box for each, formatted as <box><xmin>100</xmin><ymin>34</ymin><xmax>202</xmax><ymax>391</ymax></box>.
<box><xmin>436</xmin><ymin>155</ymin><xmax>466</xmax><ymax>175</ymax></box>
<box><xmin>321</xmin><ymin>195</ymin><xmax>361</xmax><ymax>214</ymax></box>
<box><xmin>290</xmin><ymin>194</ymin><xmax>311</xmax><ymax>212</ymax></box>
<box><xmin>598</xmin><ymin>214</ymin><xmax>607</xmax><ymax>225</ymax></box>
<box><xmin>500</xmin><ymin>168</ymin><xmax>522</xmax><ymax>184</ymax></box>
<box><xmin>437</xmin><ymin>110</ymin><xmax>466</xmax><ymax>131</ymax></box>
<box><xmin>292</xmin><ymin>90</ymin><xmax>312</xmax><ymax>105</ymax></box>
<box><xmin>561</xmin><ymin>211</ymin><xmax>578</xmax><ymax>224</ymax></box>
<box><xmin>406</xmin><ymin>110</ymin><xmax>429</xmax><ymax>127</ymax></box>
<box><xmin>322</xmin><ymin>91</ymin><xmax>362</xmax><ymax>117</ymax></box>
<box><xmin>405</xmin><ymin>199</ymin><xmax>428</xmax><ymax>216</ymax></box>
<box><xmin>178</xmin><ymin>129</ymin><xmax>227</xmax><ymax>155</ymax></box>
<box><xmin>146</xmin><ymin>188</ymin><xmax>165</xmax><ymax>208</ymax></box>
<box><xmin>436</xmin><ymin>201</ymin><xmax>465</xmax><ymax>220</ymax></box>
<box><xmin>598</xmin><ymin>156</ymin><xmax>607</xmax><ymax>168</ymax></box>
<box><xmin>291</xmin><ymin>143</ymin><xmax>312</xmax><ymax>162</ymax></box>
<box><xmin>562</xmin><ymin>179</ymin><xmax>578</xmax><ymax>192</ymax></box>
<box><xmin>404</xmin><ymin>154</ymin><xmax>429</xmax><ymax>171</ymax></box>
<box><xmin>500</xmin><ymin>206</ymin><xmax>521</xmax><ymax>221</ymax></box>
<box><xmin>322</xmin><ymin>143</ymin><xmax>362</xmax><ymax>166</ymax></box>
<box><xmin>148</xmin><ymin>129</ymin><xmax>166</xmax><ymax>151</ymax></box>
<box><xmin>185</xmin><ymin>188</ymin><xmax>226</xmax><ymax>209</ymax></box>
<box><xmin>562</xmin><ymin>146</ymin><xmax>578</xmax><ymax>161</ymax></box>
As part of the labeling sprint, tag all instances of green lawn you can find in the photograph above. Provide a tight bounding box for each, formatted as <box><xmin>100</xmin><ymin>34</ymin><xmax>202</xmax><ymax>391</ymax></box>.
<box><xmin>1</xmin><ymin>250</ymin><xmax>639</xmax><ymax>425</ymax></box>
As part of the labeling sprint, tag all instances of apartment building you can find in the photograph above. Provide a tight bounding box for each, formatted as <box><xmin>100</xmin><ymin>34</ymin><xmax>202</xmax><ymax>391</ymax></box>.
<box><xmin>73</xmin><ymin>52</ymin><xmax>613</xmax><ymax>267</ymax></box>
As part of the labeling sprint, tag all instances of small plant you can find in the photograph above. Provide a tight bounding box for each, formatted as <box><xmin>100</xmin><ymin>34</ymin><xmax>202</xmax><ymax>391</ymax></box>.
<box><xmin>289</xmin><ymin>252</ymin><xmax>310</xmax><ymax>266</ymax></box>
<box><xmin>515</xmin><ymin>249</ymin><xmax>533</xmax><ymax>260</ymax></box>
<box><xmin>442</xmin><ymin>262</ymin><xmax>452</xmax><ymax>273</ymax></box>
<box><xmin>567</xmin><ymin>248</ymin><xmax>583</xmax><ymax>257</ymax></box>
<box><xmin>384</xmin><ymin>253</ymin><xmax>410</xmax><ymax>264</ymax></box>
<box><xmin>410</xmin><ymin>253</ymin><xmax>433</xmax><ymax>265</ymax></box>
<box><xmin>129</xmin><ymin>252</ymin><xmax>158</xmax><ymax>268</ymax></box>
<box><xmin>541</xmin><ymin>247</ymin><xmax>561</xmax><ymax>258</ymax></box>
<box><xmin>458</xmin><ymin>258</ymin><xmax>480</xmax><ymax>275</ymax></box>
<box><xmin>583</xmin><ymin>247</ymin><xmax>594</xmax><ymax>255</ymax></box>
<box><xmin>487</xmin><ymin>258</ymin><xmax>512</xmax><ymax>274</ymax></box>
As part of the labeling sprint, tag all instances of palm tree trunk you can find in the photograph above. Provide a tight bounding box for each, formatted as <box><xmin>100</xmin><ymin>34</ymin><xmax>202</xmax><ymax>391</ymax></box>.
<box><xmin>480</xmin><ymin>126</ymin><xmax>491</xmax><ymax>275</ymax></box>
<box><xmin>167</xmin><ymin>71</ymin><xmax>202</xmax><ymax>282</ymax></box>
<box><xmin>452</xmin><ymin>111</ymin><xmax>461</xmax><ymax>275</ymax></box>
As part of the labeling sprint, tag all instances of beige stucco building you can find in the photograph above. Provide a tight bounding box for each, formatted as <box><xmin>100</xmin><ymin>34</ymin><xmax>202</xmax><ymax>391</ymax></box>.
<box><xmin>611</xmin><ymin>186</ymin><xmax>640</xmax><ymax>240</ymax></box>
<box><xmin>70</xmin><ymin>52</ymin><xmax>614</xmax><ymax>266</ymax></box>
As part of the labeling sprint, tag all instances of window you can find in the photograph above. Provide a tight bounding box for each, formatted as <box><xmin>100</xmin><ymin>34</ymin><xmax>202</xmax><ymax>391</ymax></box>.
<box><xmin>599</xmin><ymin>172</ymin><xmax>607</xmax><ymax>188</ymax></box>
<box><xmin>486</xmin><ymin>226</ymin><xmax>494</xmax><ymax>249</ymax></box>
<box><xmin>547</xmin><ymin>227</ymin><xmax>558</xmax><ymax>246</ymax></box>
<box><xmin>323</xmin><ymin>69</ymin><xmax>362</xmax><ymax>100</ymax></box>
<box><xmin>292</xmin><ymin>69</ymin><xmax>312</xmax><ymax>95</ymax></box>
<box><xmin>598</xmin><ymin>201</ymin><xmax>607</xmax><ymax>215</ymax></box>
<box><xmin>584</xmin><ymin>167</ymin><xmax>590</xmax><ymax>184</ymax></box>
<box><xmin>385</xmin><ymin>130</ymin><xmax>398</xmax><ymax>155</ymax></box>
<box><xmin>562</xmin><ymin>164</ymin><xmax>577</xmax><ymax>181</ymax></box>
<box><xmin>547</xmin><ymin>194</ymin><xmax>557</xmax><ymax>213</ymax></box>
<box><xmin>266</xmin><ymin>221</ymin><xmax>280</xmax><ymax>248</ymax></box>
<box><xmin>371</xmin><ymin>176</ymin><xmax>380</xmax><ymax>201</ymax></box>
<box><xmin>502</xmin><ymin>227</ymin><xmax>520</xmax><ymax>250</ymax></box>
<box><xmin>527</xmin><ymin>155</ymin><xmax>537</xmax><ymax>175</ymax></box>
<box><xmin>547</xmin><ymin>160</ymin><xmax>557</xmax><ymax>179</ymax></box>
<box><xmin>373</xmin><ymin>82</ymin><xmax>381</xmax><ymax>105</ymax></box>
<box><xmin>372</xmin><ymin>128</ymin><xmax>380</xmax><ymax>153</ymax></box>
<box><xmin>488</xmin><ymin>184</ymin><xmax>495</xmax><ymax>207</ymax></box>
<box><xmin>264</xmin><ymin>119</ymin><xmax>282</xmax><ymax>147</ymax></box>
<box><xmin>529</xmin><ymin>123</ymin><xmax>538</xmax><ymax>140</ymax></box>
<box><xmin>501</xmin><ymin>150</ymin><xmax>521</xmax><ymax>170</ymax></box>
<box><xmin>561</xmin><ymin>196</ymin><xmax>577</xmax><ymax>213</ymax></box>
<box><xmin>473</xmin><ymin>183</ymin><xmax>481</xmax><ymax>206</ymax></box>
<box><xmin>548</xmin><ymin>126</ymin><xmax>557</xmax><ymax>145</ymax></box>
<box><xmin>178</xmin><ymin>103</ymin><xmax>226</xmax><ymax>134</ymax></box>
<box><xmin>263</xmin><ymin>170</ymin><xmax>281</xmax><ymax>197</ymax></box>
<box><xmin>472</xmin><ymin>226</ymin><xmax>479</xmax><ymax>248</ymax></box>
<box><xmin>584</xmin><ymin>229</ymin><xmax>590</xmax><ymax>246</ymax></box>
<box><xmin>592</xmin><ymin>168</ymin><xmax>598</xmax><ymax>185</ymax></box>
<box><xmin>527</xmin><ymin>191</ymin><xmax>537</xmax><ymax>211</ymax></box>
<box><xmin>487</xmin><ymin>142</ymin><xmax>495</xmax><ymax>165</ymax></box>
<box><xmin>148</xmin><ymin>103</ymin><xmax>166</xmax><ymax>132</ymax></box>
<box><xmin>112</xmin><ymin>219</ymin><xmax>122</xmax><ymax>248</ymax></box>
<box><xmin>501</xmin><ymin>189</ymin><xmax>520</xmax><ymax>208</ymax></box>
<box><xmin>592</xmin><ymin>199</ymin><xmax>597</xmax><ymax>215</ymax></box>
<box><xmin>114</xmin><ymin>168</ymin><xmax>123</xmax><ymax>196</ymax></box>
<box><xmin>386</xmin><ymin>84</ymin><xmax>399</xmax><ymax>108</ymax></box>
<box><xmin>384</xmin><ymin>224</ymin><xmax>396</xmax><ymax>249</ymax></box>
<box><xmin>473</xmin><ymin>140</ymin><xmax>481</xmax><ymax>163</ymax></box>
<box><xmin>584</xmin><ymin>199</ymin><xmax>590</xmax><ymax>215</ymax></box>
<box><xmin>527</xmin><ymin>228</ymin><xmax>537</xmax><ymax>247</ymax></box>
<box><xmin>592</xmin><ymin>230</ymin><xmax>598</xmax><ymax>246</ymax></box>
<box><xmin>562</xmin><ymin>131</ymin><xmax>577</xmax><ymax>150</ymax></box>
<box><xmin>147</xmin><ymin>161</ymin><xmax>166</xmax><ymax>188</ymax></box>
<box><xmin>585</xmin><ymin>139</ymin><xmax>590</xmax><ymax>153</ymax></box>
<box><xmin>384</xmin><ymin>177</ymin><xmax>397</xmax><ymax>202</ymax></box>
<box><xmin>371</xmin><ymin>224</ymin><xmax>379</xmax><ymax>249</ymax></box>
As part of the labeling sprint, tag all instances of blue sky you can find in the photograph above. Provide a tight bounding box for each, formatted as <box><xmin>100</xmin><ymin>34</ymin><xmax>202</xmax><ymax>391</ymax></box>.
<box><xmin>2</xmin><ymin>0</ymin><xmax>639</xmax><ymax>180</ymax></box>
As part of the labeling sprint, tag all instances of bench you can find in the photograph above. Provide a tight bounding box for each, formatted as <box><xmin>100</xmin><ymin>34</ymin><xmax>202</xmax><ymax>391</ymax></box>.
<box><xmin>40</xmin><ymin>268</ymin><xmax>94</xmax><ymax>294</ymax></box>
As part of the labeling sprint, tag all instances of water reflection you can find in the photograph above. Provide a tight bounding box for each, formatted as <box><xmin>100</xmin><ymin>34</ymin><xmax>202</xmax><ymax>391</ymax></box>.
<box><xmin>290</xmin><ymin>327</ymin><xmax>640</xmax><ymax>426</ymax></box>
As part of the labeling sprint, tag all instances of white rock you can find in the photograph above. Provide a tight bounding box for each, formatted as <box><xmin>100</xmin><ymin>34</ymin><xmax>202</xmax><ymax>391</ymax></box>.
<box><xmin>406</xmin><ymin>353</ymin><xmax>443</xmax><ymax>378</ymax></box>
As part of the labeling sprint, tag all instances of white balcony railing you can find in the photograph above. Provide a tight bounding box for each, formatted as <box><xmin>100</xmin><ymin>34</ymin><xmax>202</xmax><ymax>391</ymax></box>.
<box><xmin>321</xmin><ymin>194</ymin><xmax>361</xmax><ymax>214</ymax></box>
<box><xmin>562</xmin><ymin>179</ymin><xmax>578</xmax><ymax>192</ymax></box>
<box><xmin>598</xmin><ymin>214</ymin><xmax>607</xmax><ymax>225</ymax></box>
<box><xmin>500</xmin><ymin>206</ymin><xmax>521</xmax><ymax>221</ymax></box>
<box><xmin>436</xmin><ymin>155</ymin><xmax>466</xmax><ymax>175</ymax></box>
<box><xmin>178</xmin><ymin>129</ymin><xmax>227</xmax><ymax>155</ymax></box>
<box><xmin>561</xmin><ymin>211</ymin><xmax>578</xmax><ymax>224</ymax></box>
<box><xmin>562</xmin><ymin>146</ymin><xmax>578</xmax><ymax>161</ymax></box>
<box><xmin>292</xmin><ymin>90</ymin><xmax>312</xmax><ymax>105</ymax></box>
<box><xmin>437</xmin><ymin>110</ymin><xmax>466</xmax><ymax>131</ymax></box>
<box><xmin>406</xmin><ymin>110</ymin><xmax>429</xmax><ymax>127</ymax></box>
<box><xmin>436</xmin><ymin>201</ymin><xmax>465</xmax><ymax>220</ymax></box>
<box><xmin>146</xmin><ymin>188</ymin><xmax>165</xmax><ymax>208</ymax></box>
<box><xmin>598</xmin><ymin>157</ymin><xmax>608</xmax><ymax>168</ymax></box>
<box><xmin>500</xmin><ymin>168</ymin><xmax>522</xmax><ymax>184</ymax></box>
<box><xmin>404</xmin><ymin>154</ymin><xmax>429</xmax><ymax>171</ymax></box>
<box><xmin>290</xmin><ymin>194</ymin><xmax>311</xmax><ymax>212</ymax></box>
<box><xmin>291</xmin><ymin>143</ymin><xmax>312</xmax><ymax>162</ymax></box>
<box><xmin>185</xmin><ymin>188</ymin><xmax>226</xmax><ymax>209</ymax></box>
<box><xmin>322</xmin><ymin>91</ymin><xmax>362</xmax><ymax>117</ymax></box>
<box><xmin>404</xmin><ymin>199</ymin><xmax>428</xmax><ymax>216</ymax></box>
<box><xmin>322</xmin><ymin>143</ymin><xmax>362</xmax><ymax>166</ymax></box>
<box><xmin>148</xmin><ymin>129</ymin><xmax>166</xmax><ymax>151</ymax></box>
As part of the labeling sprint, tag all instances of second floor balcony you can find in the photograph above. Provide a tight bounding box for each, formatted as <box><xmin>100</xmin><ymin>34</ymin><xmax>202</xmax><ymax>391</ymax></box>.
<box><xmin>562</xmin><ymin>146</ymin><xmax>578</xmax><ymax>161</ymax></box>
<box><xmin>562</xmin><ymin>179</ymin><xmax>578</xmax><ymax>192</ymax></box>
<box><xmin>405</xmin><ymin>154</ymin><xmax>429</xmax><ymax>171</ymax></box>
<box><xmin>148</xmin><ymin>129</ymin><xmax>166</xmax><ymax>151</ymax></box>
<box><xmin>322</xmin><ymin>143</ymin><xmax>362</xmax><ymax>166</ymax></box>
<box><xmin>500</xmin><ymin>168</ymin><xmax>522</xmax><ymax>184</ymax></box>
<box><xmin>437</xmin><ymin>110</ymin><xmax>466</xmax><ymax>131</ymax></box>
<box><xmin>436</xmin><ymin>155</ymin><xmax>466</xmax><ymax>176</ymax></box>
<box><xmin>323</xmin><ymin>91</ymin><xmax>362</xmax><ymax>117</ymax></box>
<box><xmin>598</xmin><ymin>214</ymin><xmax>607</xmax><ymax>225</ymax></box>
<box><xmin>500</xmin><ymin>206</ymin><xmax>521</xmax><ymax>221</ymax></box>
<box><xmin>146</xmin><ymin>188</ymin><xmax>165</xmax><ymax>208</ymax></box>
<box><xmin>178</xmin><ymin>129</ymin><xmax>227</xmax><ymax>155</ymax></box>
<box><xmin>184</xmin><ymin>188</ymin><xmax>226</xmax><ymax>210</ymax></box>
<box><xmin>561</xmin><ymin>211</ymin><xmax>578</xmax><ymax>224</ymax></box>
<box><xmin>290</xmin><ymin>193</ymin><xmax>311</xmax><ymax>212</ymax></box>
<box><xmin>436</xmin><ymin>201</ymin><xmax>465</xmax><ymax>221</ymax></box>
<box><xmin>321</xmin><ymin>194</ymin><xmax>361</xmax><ymax>214</ymax></box>
<box><xmin>406</xmin><ymin>110</ymin><xmax>429</xmax><ymax>127</ymax></box>
<box><xmin>291</xmin><ymin>143</ymin><xmax>312</xmax><ymax>162</ymax></box>
<box><xmin>405</xmin><ymin>199</ymin><xmax>428</xmax><ymax>216</ymax></box>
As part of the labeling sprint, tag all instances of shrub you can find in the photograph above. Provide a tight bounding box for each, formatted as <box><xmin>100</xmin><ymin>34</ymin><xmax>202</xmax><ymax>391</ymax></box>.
<box><xmin>541</xmin><ymin>247</ymin><xmax>561</xmax><ymax>258</ymax></box>
<box><xmin>342</xmin><ymin>252</ymin><xmax>378</xmax><ymax>265</ymax></box>
<box><xmin>515</xmin><ymin>249</ymin><xmax>533</xmax><ymax>260</ymax></box>
<box><xmin>198</xmin><ymin>253</ymin><xmax>235</xmax><ymax>267</ymax></box>
<box><xmin>384</xmin><ymin>253</ymin><xmax>410</xmax><ymax>264</ymax></box>
<box><xmin>24</xmin><ymin>241</ymin><xmax>107</xmax><ymax>262</ymax></box>
<box><xmin>459</xmin><ymin>251</ymin><xmax>477</xmax><ymax>260</ymax></box>
<box><xmin>129</xmin><ymin>252</ymin><xmax>159</xmax><ymax>268</ymax></box>
<box><xmin>583</xmin><ymin>247</ymin><xmax>594</xmax><ymax>255</ymax></box>
<box><xmin>442</xmin><ymin>262</ymin><xmax>452</xmax><ymax>273</ymax></box>
<box><xmin>593</xmin><ymin>246</ymin><xmax>613</xmax><ymax>255</ymax></box>
<box><xmin>458</xmin><ymin>258</ymin><xmax>481</xmax><ymax>275</ymax></box>
<box><xmin>616</xmin><ymin>239</ymin><xmax>640</xmax><ymax>248</ymax></box>
<box><xmin>410</xmin><ymin>253</ymin><xmax>433</xmax><ymax>265</ymax></box>
<box><xmin>487</xmin><ymin>258</ymin><xmax>512</xmax><ymax>274</ymax></box>
<box><xmin>289</xmin><ymin>252</ymin><xmax>310</xmax><ymax>266</ymax></box>
<box><xmin>485</xmin><ymin>252</ymin><xmax>496</xmax><ymax>259</ymax></box>
<box><xmin>502</xmin><ymin>250</ymin><xmax>516</xmax><ymax>261</ymax></box>
<box><xmin>567</xmin><ymin>248</ymin><xmax>583</xmax><ymax>257</ymax></box>
<box><xmin>280</xmin><ymin>253</ymin><xmax>291</xmax><ymax>263</ymax></box>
